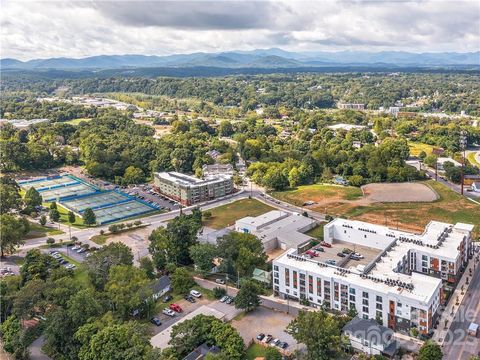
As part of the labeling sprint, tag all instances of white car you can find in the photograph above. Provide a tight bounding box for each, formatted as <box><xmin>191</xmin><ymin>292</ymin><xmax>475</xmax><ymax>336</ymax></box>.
<box><xmin>162</xmin><ymin>308</ymin><xmax>176</xmax><ymax>317</ymax></box>
<box><xmin>65</xmin><ymin>264</ymin><xmax>76</xmax><ymax>269</ymax></box>
<box><xmin>72</xmin><ymin>245</ymin><xmax>81</xmax><ymax>251</ymax></box>
<box><xmin>190</xmin><ymin>290</ymin><xmax>202</xmax><ymax>298</ymax></box>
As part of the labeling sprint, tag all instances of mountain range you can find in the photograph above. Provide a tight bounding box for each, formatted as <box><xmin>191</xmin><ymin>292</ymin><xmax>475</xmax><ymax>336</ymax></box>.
<box><xmin>1</xmin><ymin>48</ymin><xmax>479</xmax><ymax>70</ymax></box>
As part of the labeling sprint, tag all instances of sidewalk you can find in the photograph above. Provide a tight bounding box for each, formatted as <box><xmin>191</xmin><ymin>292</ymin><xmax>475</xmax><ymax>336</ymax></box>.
<box><xmin>432</xmin><ymin>255</ymin><xmax>478</xmax><ymax>344</ymax></box>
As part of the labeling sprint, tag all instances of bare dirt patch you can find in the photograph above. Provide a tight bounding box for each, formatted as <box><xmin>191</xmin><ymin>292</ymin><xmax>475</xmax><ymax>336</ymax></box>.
<box><xmin>362</xmin><ymin>182</ymin><xmax>438</xmax><ymax>203</ymax></box>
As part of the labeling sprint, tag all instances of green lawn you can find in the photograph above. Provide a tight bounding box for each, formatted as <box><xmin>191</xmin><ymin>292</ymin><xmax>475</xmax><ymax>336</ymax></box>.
<box><xmin>305</xmin><ymin>223</ymin><xmax>325</xmax><ymax>241</ymax></box>
<box><xmin>24</xmin><ymin>221</ymin><xmax>65</xmax><ymax>239</ymax></box>
<box><xmin>203</xmin><ymin>198</ymin><xmax>275</xmax><ymax>229</ymax></box>
<box><xmin>91</xmin><ymin>234</ymin><xmax>108</xmax><ymax>245</ymax></box>
<box><xmin>408</xmin><ymin>141</ymin><xmax>436</xmax><ymax>157</ymax></box>
<box><xmin>270</xmin><ymin>184</ymin><xmax>362</xmax><ymax>207</ymax></box>
<box><xmin>56</xmin><ymin>204</ymin><xmax>88</xmax><ymax>228</ymax></box>
<box><xmin>467</xmin><ymin>152</ymin><xmax>480</xmax><ymax>168</ymax></box>
<box><xmin>63</xmin><ymin>118</ymin><xmax>92</xmax><ymax>125</ymax></box>
<box><xmin>246</xmin><ymin>343</ymin><xmax>269</xmax><ymax>360</ymax></box>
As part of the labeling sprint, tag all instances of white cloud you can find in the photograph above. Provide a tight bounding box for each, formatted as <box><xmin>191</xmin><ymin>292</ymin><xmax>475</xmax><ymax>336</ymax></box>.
<box><xmin>1</xmin><ymin>0</ymin><xmax>479</xmax><ymax>60</ymax></box>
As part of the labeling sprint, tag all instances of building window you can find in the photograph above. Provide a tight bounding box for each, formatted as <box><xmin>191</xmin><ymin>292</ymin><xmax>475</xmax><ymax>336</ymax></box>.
<box><xmin>349</xmin><ymin>288</ymin><xmax>356</xmax><ymax>294</ymax></box>
<box><xmin>376</xmin><ymin>303</ymin><xmax>382</xmax><ymax>310</ymax></box>
<box><xmin>285</xmin><ymin>269</ymin><xmax>290</xmax><ymax>287</ymax></box>
<box><xmin>362</xmin><ymin>299</ymin><xmax>369</xmax><ymax>306</ymax></box>
<box><xmin>363</xmin><ymin>292</ymin><xmax>369</xmax><ymax>299</ymax></box>
<box><xmin>376</xmin><ymin>295</ymin><xmax>382</xmax><ymax>303</ymax></box>
<box><xmin>363</xmin><ymin>306</ymin><xmax>369</xmax><ymax>313</ymax></box>
<box><xmin>274</xmin><ymin>265</ymin><xmax>279</xmax><ymax>271</ymax></box>
<box><xmin>274</xmin><ymin>278</ymin><xmax>279</xmax><ymax>285</ymax></box>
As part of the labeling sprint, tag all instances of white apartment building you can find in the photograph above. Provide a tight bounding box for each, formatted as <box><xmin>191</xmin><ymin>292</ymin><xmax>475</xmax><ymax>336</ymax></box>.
<box><xmin>272</xmin><ymin>218</ymin><xmax>473</xmax><ymax>335</ymax></box>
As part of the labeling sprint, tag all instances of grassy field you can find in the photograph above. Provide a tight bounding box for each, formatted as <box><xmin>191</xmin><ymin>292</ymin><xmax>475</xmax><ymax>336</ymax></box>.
<box><xmin>270</xmin><ymin>184</ymin><xmax>363</xmax><ymax>207</ymax></box>
<box><xmin>246</xmin><ymin>343</ymin><xmax>271</xmax><ymax>359</ymax></box>
<box><xmin>24</xmin><ymin>221</ymin><xmax>64</xmax><ymax>239</ymax></box>
<box><xmin>408</xmin><ymin>141</ymin><xmax>436</xmax><ymax>157</ymax></box>
<box><xmin>90</xmin><ymin>234</ymin><xmax>108</xmax><ymax>245</ymax></box>
<box><xmin>340</xmin><ymin>181</ymin><xmax>480</xmax><ymax>236</ymax></box>
<box><xmin>64</xmin><ymin>118</ymin><xmax>92</xmax><ymax>125</ymax></box>
<box><xmin>55</xmin><ymin>203</ymin><xmax>88</xmax><ymax>228</ymax></box>
<box><xmin>467</xmin><ymin>152</ymin><xmax>480</xmax><ymax>168</ymax></box>
<box><xmin>305</xmin><ymin>223</ymin><xmax>325</xmax><ymax>241</ymax></box>
<box><xmin>202</xmin><ymin>198</ymin><xmax>275</xmax><ymax>229</ymax></box>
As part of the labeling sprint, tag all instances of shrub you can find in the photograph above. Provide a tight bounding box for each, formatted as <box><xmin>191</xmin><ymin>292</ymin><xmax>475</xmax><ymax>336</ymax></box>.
<box><xmin>133</xmin><ymin>220</ymin><xmax>142</xmax><ymax>226</ymax></box>
<box><xmin>46</xmin><ymin>238</ymin><xmax>55</xmax><ymax>245</ymax></box>
<box><xmin>213</xmin><ymin>287</ymin><xmax>227</xmax><ymax>299</ymax></box>
<box><xmin>126</xmin><ymin>222</ymin><xmax>133</xmax><ymax>228</ymax></box>
<box><xmin>39</xmin><ymin>215</ymin><xmax>47</xmax><ymax>226</ymax></box>
<box><xmin>100</xmin><ymin>229</ymin><xmax>105</xmax><ymax>235</ymax></box>
<box><xmin>108</xmin><ymin>224</ymin><xmax>120</xmax><ymax>233</ymax></box>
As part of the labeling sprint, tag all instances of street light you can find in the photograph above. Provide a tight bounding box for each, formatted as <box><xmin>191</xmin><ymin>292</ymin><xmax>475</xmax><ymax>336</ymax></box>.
<box><xmin>460</xmin><ymin>131</ymin><xmax>467</xmax><ymax>195</ymax></box>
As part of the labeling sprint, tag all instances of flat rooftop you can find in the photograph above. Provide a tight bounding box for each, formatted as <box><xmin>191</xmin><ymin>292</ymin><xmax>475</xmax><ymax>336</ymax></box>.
<box><xmin>155</xmin><ymin>172</ymin><xmax>231</xmax><ymax>187</ymax></box>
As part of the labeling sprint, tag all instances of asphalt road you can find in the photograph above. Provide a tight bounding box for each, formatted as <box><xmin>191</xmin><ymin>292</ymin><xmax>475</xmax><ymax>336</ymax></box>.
<box><xmin>441</xmin><ymin>258</ymin><xmax>480</xmax><ymax>360</ymax></box>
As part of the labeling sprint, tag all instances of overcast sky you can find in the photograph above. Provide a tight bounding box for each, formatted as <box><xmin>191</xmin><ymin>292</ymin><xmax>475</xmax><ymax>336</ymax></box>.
<box><xmin>2</xmin><ymin>0</ymin><xmax>479</xmax><ymax>60</ymax></box>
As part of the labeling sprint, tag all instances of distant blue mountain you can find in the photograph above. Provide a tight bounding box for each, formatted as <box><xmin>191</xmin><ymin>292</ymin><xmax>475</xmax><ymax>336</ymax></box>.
<box><xmin>1</xmin><ymin>48</ymin><xmax>479</xmax><ymax>70</ymax></box>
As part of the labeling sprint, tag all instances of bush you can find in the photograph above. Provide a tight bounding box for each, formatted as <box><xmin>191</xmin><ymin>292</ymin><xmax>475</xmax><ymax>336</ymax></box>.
<box><xmin>46</xmin><ymin>238</ymin><xmax>55</xmax><ymax>245</ymax></box>
<box><xmin>118</xmin><ymin>223</ymin><xmax>126</xmax><ymax>230</ymax></box>
<box><xmin>213</xmin><ymin>287</ymin><xmax>227</xmax><ymax>299</ymax></box>
<box><xmin>126</xmin><ymin>222</ymin><xmax>133</xmax><ymax>228</ymax></box>
<box><xmin>133</xmin><ymin>220</ymin><xmax>142</xmax><ymax>226</ymax></box>
<box><xmin>100</xmin><ymin>229</ymin><xmax>105</xmax><ymax>235</ymax></box>
<box><xmin>39</xmin><ymin>215</ymin><xmax>47</xmax><ymax>226</ymax></box>
<box><xmin>108</xmin><ymin>224</ymin><xmax>120</xmax><ymax>233</ymax></box>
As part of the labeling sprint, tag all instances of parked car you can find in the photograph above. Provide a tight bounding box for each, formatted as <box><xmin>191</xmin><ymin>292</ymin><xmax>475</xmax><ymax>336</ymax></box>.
<box><xmin>342</xmin><ymin>248</ymin><xmax>353</xmax><ymax>254</ymax></box>
<box><xmin>325</xmin><ymin>259</ymin><xmax>336</xmax><ymax>265</ymax></box>
<box><xmin>77</xmin><ymin>248</ymin><xmax>86</xmax><ymax>253</ymax></box>
<box><xmin>169</xmin><ymin>303</ymin><xmax>183</xmax><ymax>313</ymax></box>
<box><xmin>220</xmin><ymin>296</ymin><xmax>229</xmax><ymax>303</ymax></box>
<box><xmin>215</xmin><ymin>278</ymin><xmax>226</xmax><ymax>284</ymax></box>
<box><xmin>263</xmin><ymin>335</ymin><xmax>273</xmax><ymax>343</ymax></box>
<box><xmin>353</xmin><ymin>252</ymin><xmax>364</xmax><ymax>259</ymax></box>
<box><xmin>305</xmin><ymin>250</ymin><xmax>318</xmax><ymax>258</ymax></box>
<box><xmin>337</xmin><ymin>252</ymin><xmax>346</xmax><ymax>258</ymax></box>
<box><xmin>65</xmin><ymin>264</ymin><xmax>76</xmax><ymax>269</ymax></box>
<box><xmin>150</xmin><ymin>317</ymin><xmax>162</xmax><ymax>326</ymax></box>
<box><xmin>270</xmin><ymin>339</ymin><xmax>280</xmax><ymax>347</ymax></box>
<box><xmin>184</xmin><ymin>295</ymin><xmax>196</xmax><ymax>303</ymax></box>
<box><xmin>163</xmin><ymin>295</ymin><xmax>173</xmax><ymax>302</ymax></box>
<box><xmin>226</xmin><ymin>296</ymin><xmax>234</xmax><ymax>305</ymax></box>
<box><xmin>162</xmin><ymin>308</ymin><xmax>176</xmax><ymax>317</ymax></box>
<box><xmin>72</xmin><ymin>245</ymin><xmax>81</xmax><ymax>251</ymax></box>
<box><xmin>350</xmin><ymin>255</ymin><xmax>361</xmax><ymax>261</ymax></box>
<box><xmin>315</xmin><ymin>246</ymin><xmax>324</xmax><ymax>252</ymax></box>
<box><xmin>256</xmin><ymin>333</ymin><xmax>265</xmax><ymax>341</ymax></box>
<box><xmin>320</xmin><ymin>241</ymin><xmax>332</xmax><ymax>248</ymax></box>
<box><xmin>279</xmin><ymin>341</ymin><xmax>288</xmax><ymax>349</ymax></box>
<box><xmin>190</xmin><ymin>290</ymin><xmax>202</xmax><ymax>298</ymax></box>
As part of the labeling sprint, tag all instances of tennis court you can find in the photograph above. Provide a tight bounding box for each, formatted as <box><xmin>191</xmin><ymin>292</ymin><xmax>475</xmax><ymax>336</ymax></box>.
<box><xmin>19</xmin><ymin>174</ymin><xmax>97</xmax><ymax>202</ymax></box>
<box><xmin>18</xmin><ymin>174</ymin><xmax>159</xmax><ymax>224</ymax></box>
<box><xmin>62</xmin><ymin>191</ymin><xmax>128</xmax><ymax>212</ymax></box>
<box><xmin>91</xmin><ymin>200</ymin><xmax>156</xmax><ymax>224</ymax></box>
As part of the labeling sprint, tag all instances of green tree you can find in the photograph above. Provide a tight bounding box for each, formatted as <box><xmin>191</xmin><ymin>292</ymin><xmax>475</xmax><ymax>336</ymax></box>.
<box><xmin>217</xmin><ymin>232</ymin><xmax>267</xmax><ymax>277</ymax></box>
<box><xmin>0</xmin><ymin>214</ymin><xmax>29</xmax><ymax>257</ymax></box>
<box><xmin>234</xmin><ymin>279</ymin><xmax>261</xmax><ymax>312</ymax></box>
<box><xmin>189</xmin><ymin>243</ymin><xmax>217</xmax><ymax>275</ymax></box>
<box><xmin>286</xmin><ymin>309</ymin><xmax>342</xmax><ymax>360</ymax></box>
<box><xmin>49</xmin><ymin>208</ymin><xmax>60</xmax><ymax>222</ymax></box>
<box><xmin>39</xmin><ymin>214</ymin><xmax>47</xmax><ymax>226</ymax></box>
<box><xmin>68</xmin><ymin>210</ymin><xmax>76</xmax><ymax>224</ymax></box>
<box><xmin>0</xmin><ymin>315</ymin><xmax>22</xmax><ymax>353</ymax></box>
<box><xmin>418</xmin><ymin>341</ymin><xmax>443</xmax><ymax>360</ymax></box>
<box><xmin>139</xmin><ymin>257</ymin><xmax>155</xmax><ymax>279</ymax></box>
<box><xmin>50</xmin><ymin>201</ymin><xmax>58</xmax><ymax>210</ymax></box>
<box><xmin>0</xmin><ymin>181</ymin><xmax>22</xmax><ymax>214</ymax></box>
<box><xmin>84</xmin><ymin>242</ymin><xmax>133</xmax><ymax>289</ymax></box>
<box><xmin>171</xmin><ymin>267</ymin><xmax>195</xmax><ymax>295</ymax></box>
<box><xmin>123</xmin><ymin>166</ymin><xmax>145</xmax><ymax>185</ymax></box>
<box><xmin>105</xmin><ymin>265</ymin><xmax>152</xmax><ymax>319</ymax></box>
<box><xmin>288</xmin><ymin>167</ymin><xmax>301</xmax><ymax>188</ymax></box>
<box><xmin>67</xmin><ymin>288</ymin><xmax>103</xmax><ymax>325</ymax></box>
<box><xmin>218</xmin><ymin>120</ymin><xmax>234</xmax><ymax>137</ymax></box>
<box><xmin>24</xmin><ymin>186</ymin><xmax>42</xmax><ymax>208</ymax></box>
<box><xmin>46</xmin><ymin>237</ymin><xmax>55</xmax><ymax>245</ymax></box>
<box><xmin>77</xmin><ymin>322</ymin><xmax>152</xmax><ymax>360</ymax></box>
<box><xmin>264</xmin><ymin>347</ymin><xmax>282</xmax><ymax>360</ymax></box>
<box><xmin>20</xmin><ymin>249</ymin><xmax>58</xmax><ymax>284</ymax></box>
<box><xmin>83</xmin><ymin>207</ymin><xmax>96</xmax><ymax>226</ymax></box>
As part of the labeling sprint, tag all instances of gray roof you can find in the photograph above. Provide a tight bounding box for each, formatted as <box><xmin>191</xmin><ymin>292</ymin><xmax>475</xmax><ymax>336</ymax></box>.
<box><xmin>343</xmin><ymin>317</ymin><xmax>393</xmax><ymax>345</ymax></box>
<box><xmin>183</xmin><ymin>343</ymin><xmax>220</xmax><ymax>360</ymax></box>
<box><xmin>152</xmin><ymin>276</ymin><xmax>171</xmax><ymax>294</ymax></box>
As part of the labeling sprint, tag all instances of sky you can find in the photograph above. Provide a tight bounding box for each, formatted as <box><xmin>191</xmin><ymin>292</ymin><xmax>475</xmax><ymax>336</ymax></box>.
<box><xmin>1</xmin><ymin>0</ymin><xmax>479</xmax><ymax>60</ymax></box>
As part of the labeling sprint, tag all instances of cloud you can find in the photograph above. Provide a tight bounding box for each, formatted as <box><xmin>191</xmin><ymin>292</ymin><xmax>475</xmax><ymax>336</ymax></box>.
<box><xmin>1</xmin><ymin>0</ymin><xmax>479</xmax><ymax>60</ymax></box>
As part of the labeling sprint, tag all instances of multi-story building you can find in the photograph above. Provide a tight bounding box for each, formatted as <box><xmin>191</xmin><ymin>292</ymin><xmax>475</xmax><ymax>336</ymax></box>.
<box><xmin>337</xmin><ymin>103</ymin><xmax>365</xmax><ymax>110</ymax></box>
<box><xmin>153</xmin><ymin>172</ymin><xmax>233</xmax><ymax>206</ymax></box>
<box><xmin>272</xmin><ymin>218</ymin><xmax>473</xmax><ymax>335</ymax></box>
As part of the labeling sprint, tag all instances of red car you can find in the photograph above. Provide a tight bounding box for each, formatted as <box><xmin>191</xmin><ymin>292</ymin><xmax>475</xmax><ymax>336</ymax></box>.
<box><xmin>169</xmin><ymin>303</ymin><xmax>183</xmax><ymax>313</ymax></box>
<box><xmin>320</xmin><ymin>241</ymin><xmax>332</xmax><ymax>248</ymax></box>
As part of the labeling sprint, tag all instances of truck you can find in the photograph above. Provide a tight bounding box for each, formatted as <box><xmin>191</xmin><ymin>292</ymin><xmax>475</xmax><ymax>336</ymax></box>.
<box><xmin>468</xmin><ymin>322</ymin><xmax>478</xmax><ymax>337</ymax></box>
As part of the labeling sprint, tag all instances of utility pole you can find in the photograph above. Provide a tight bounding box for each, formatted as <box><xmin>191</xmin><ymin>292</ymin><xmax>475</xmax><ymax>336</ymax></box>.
<box><xmin>460</xmin><ymin>131</ymin><xmax>467</xmax><ymax>195</ymax></box>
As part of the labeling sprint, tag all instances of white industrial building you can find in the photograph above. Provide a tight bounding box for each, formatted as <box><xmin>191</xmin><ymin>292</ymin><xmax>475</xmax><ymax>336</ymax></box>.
<box><xmin>273</xmin><ymin>218</ymin><xmax>473</xmax><ymax>336</ymax></box>
<box><xmin>235</xmin><ymin>210</ymin><xmax>317</xmax><ymax>252</ymax></box>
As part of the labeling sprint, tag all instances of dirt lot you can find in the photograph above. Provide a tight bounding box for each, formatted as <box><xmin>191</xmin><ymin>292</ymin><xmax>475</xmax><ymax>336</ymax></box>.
<box><xmin>362</xmin><ymin>182</ymin><xmax>438</xmax><ymax>203</ymax></box>
<box><xmin>231</xmin><ymin>307</ymin><xmax>301</xmax><ymax>352</ymax></box>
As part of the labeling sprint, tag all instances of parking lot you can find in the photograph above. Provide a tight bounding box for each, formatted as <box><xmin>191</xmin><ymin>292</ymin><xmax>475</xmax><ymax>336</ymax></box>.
<box><xmin>305</xmin><ymin>239</ymin><xmax>381</xmax><ymax>269</ymax></box>
<box><xmin>150</xmin><ymin>294</ymin><xmax>241</xmax><ymax>336</ymax></box>
<box><xmin>231</xmin><ymin>306</ymin><xmax>302</xmax><ymax>352</ymax></box>
<box><xmin>123</xmin><ymin>184</ymin><xmax>180</xmax><ymax>212</ymax></box>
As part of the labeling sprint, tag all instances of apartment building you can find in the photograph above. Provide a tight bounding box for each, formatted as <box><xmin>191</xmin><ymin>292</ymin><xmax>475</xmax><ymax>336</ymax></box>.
<box><xmin>153</xmin><ymin>172</ymin><xmax>233</xmax><ymax>205</ymax></box>
<box><xmin>337</xmin><ymin>103</ymin><xmax>366</xmax><ymax>110</ymax></box>
<box><xmin>272</xmin><ymin>218</ymin><xmax>473</xmax><ymax>335</ymax></box>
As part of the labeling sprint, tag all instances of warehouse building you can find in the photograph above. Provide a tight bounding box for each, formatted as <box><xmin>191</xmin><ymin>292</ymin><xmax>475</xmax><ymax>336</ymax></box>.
<box><xmin>153</xmin><ymin>172</ymin><xmax>233</xmax><ymax>205</ymax></box>
<box><xmin>272</xmin><ymin>218</ymin><xmax>473</xmax><ymax>336</ymax></box>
